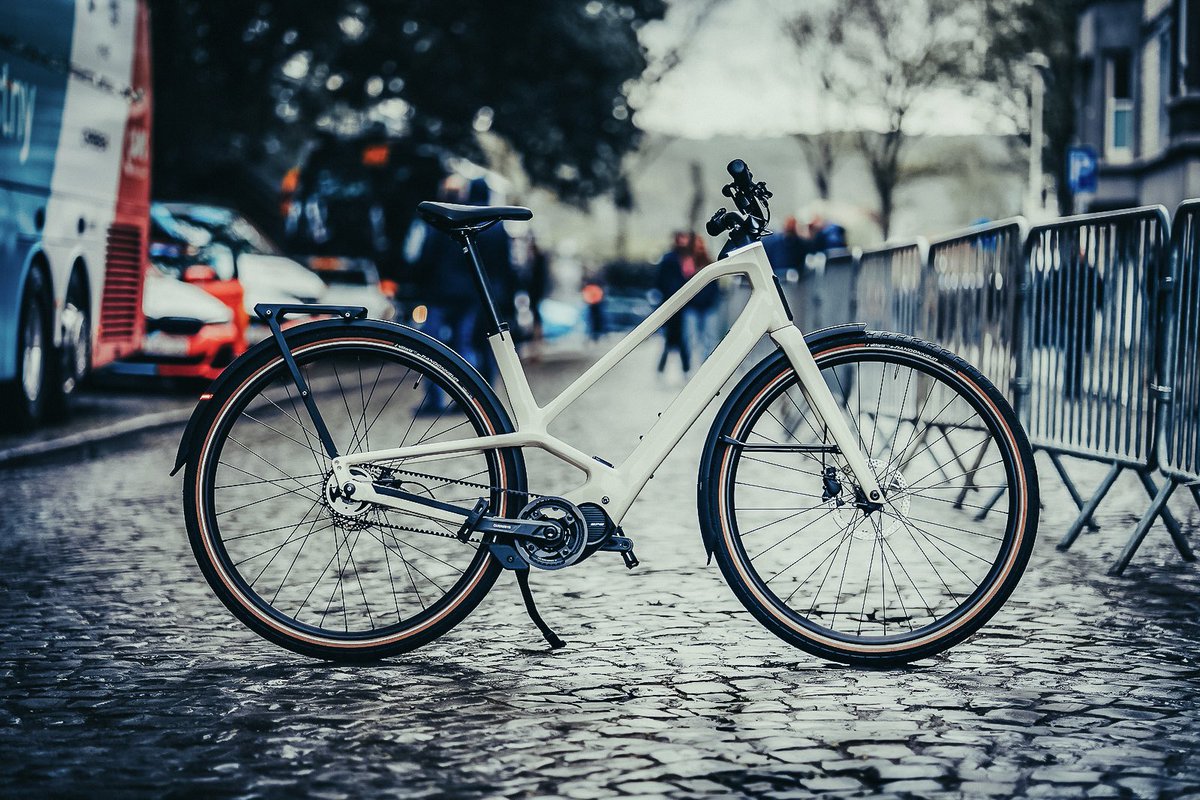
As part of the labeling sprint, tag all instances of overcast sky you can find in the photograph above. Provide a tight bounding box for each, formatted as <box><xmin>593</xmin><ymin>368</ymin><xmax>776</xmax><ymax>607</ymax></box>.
<box><xmin>631</xmin><ymin>0</ymin><xmax>1016</xmax><ymax>139</ymax></box>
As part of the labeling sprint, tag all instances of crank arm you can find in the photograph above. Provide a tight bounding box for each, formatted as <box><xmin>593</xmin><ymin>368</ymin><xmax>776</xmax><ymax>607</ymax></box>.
<box><xmin>598</xmin><ymin>534</ymin><xmax>639</xmax><ymax>568</ymax></box>
<box><xmin>366</xmin><ymin>482</ymin><xmax>558</xmax><ymax>543</ymax></box>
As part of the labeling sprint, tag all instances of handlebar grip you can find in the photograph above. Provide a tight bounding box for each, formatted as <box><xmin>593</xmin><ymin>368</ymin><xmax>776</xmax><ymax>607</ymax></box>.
<box><xmin>727</xmin><ymin>159</ymin><xmax>753</xmax><ymax>190</ymax></box>
<box><xmin>706</xmin><ymin>210</ymin><xmax>744</xmax><ymax>237</ymax></box>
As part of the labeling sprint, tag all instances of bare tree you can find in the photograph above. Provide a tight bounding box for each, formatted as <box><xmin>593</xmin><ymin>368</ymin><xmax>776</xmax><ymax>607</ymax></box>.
<box><xmin>784</xmin><ymin>11</ymin><xmax>850</xmax><ymax>201</ymax></box>
<box><xmin>977</xmin><ymin>0</ymin><xmax>1085</xmax><ymax>214</ymax></box>
<box><xmin>795</xmin><ymin>0</ymin><xmax>985</xmax><ymax>238</ymax></box>
<box><xmin>687</xmin><ymin>160</ymin><xmax>706</xmax><ymax>232</ymax></box>
<box><xmin>614</xmin><ymin>0</ymin><xmax>720</xmax><ymax>257</ymax></box>
<box><xmin>794</xmin><ymin>131</ymin><xmax>849</xmax><ymax>201</ymax></box>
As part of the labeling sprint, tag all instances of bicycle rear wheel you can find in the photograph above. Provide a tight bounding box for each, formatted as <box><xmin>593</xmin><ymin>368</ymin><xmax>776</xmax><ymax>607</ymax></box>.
<box><xmin>182</xmin><ymin>322</ymin><xmax>525</xmax><ymax>660</ymax></box>
<box><xmin>700</xmin><ymin>331</ymin><xmax>1038</xmax><ymax>665</ymax></box>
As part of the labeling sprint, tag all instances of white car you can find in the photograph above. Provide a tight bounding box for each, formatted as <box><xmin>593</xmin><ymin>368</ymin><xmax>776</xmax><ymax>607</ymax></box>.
<box><xmin>108</xmin><ymin>269</ymin><xmax>243</xmax><ymax>381</ymax></box>
<box><xmin>155</xmin><ymin>204</ymin><xmax>396</xmax><ymax>338</ymax></box>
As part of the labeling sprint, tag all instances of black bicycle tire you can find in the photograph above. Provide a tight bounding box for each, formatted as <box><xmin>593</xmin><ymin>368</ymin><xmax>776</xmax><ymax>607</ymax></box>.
<box><xmin>182</xmin><ymin>321</ymin><xmax>526</xmax><ymax>661</ymax></box>
<box><xmin>699</xmin><ymin>331</ymin><xmax>1038</xmax><ymax>666</ymax></box>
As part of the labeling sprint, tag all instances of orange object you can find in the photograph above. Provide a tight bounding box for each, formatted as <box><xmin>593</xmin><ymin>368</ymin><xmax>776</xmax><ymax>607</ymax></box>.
<box><xmin>582</xmin><ymin>283</ymin><xmax>604</xmax><ymax>305</ymax></box>
<box><xmin>281</xmin><ymin>166</ymin><xmax>300</xmax><ymax>195</ymax></box>
<box><xmin>280</xmin><ymin>165</ymin><xmax>300</xmax><ymax>217</ymax></box>
<box><xmin>153</xmin><ymin>318</ymin><xmax>242</xmax><ymax>381</ymax></box>
<box><xmin>183</xmin><ymin>271</ymin><xmax>250</xmax><ymax>359</ymax></box>
<box><xmin>309</xmin><ymin>256</ymin><xmax>344</xmax><ymax>271</ymax></box>
<box><xmin>362</xmin><ymin>143</ymin><xmax>389</xmax><ymax>167</ymax></box>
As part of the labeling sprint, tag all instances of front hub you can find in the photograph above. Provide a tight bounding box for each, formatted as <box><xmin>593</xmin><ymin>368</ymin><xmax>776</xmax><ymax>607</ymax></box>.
<box><xmin>822</xmin><ymin>458</ymin><xmax>910</xmax><ymax>540</ymax></box>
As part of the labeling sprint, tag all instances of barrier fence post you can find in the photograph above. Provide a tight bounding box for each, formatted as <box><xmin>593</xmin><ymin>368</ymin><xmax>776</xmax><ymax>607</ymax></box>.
<box><xmin>1110</xmin><ymin>200</ymin><xmax>1200</xmax><ymax>573</ymax></box>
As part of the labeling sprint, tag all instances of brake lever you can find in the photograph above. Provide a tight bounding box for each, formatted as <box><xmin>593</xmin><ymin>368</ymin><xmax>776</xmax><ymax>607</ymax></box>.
<box><xmin>706</xmin><ymin>207</ymin><xmax>730</xmax><ymax>236</ymax></box>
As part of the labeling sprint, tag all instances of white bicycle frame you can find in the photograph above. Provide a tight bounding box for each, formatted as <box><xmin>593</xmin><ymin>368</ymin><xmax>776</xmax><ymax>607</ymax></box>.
<box><xmin>330</xmin><ymin>241</ymin><xmax>882</xmax><ymax>525</ymax></box>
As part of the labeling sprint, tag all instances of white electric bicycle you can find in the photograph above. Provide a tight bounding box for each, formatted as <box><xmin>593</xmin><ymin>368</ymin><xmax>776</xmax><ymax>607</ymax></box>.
<box><xmin>176</xmin><ymin>160</ymin><xmax>1038</xmax><ymax>666</ymax></box>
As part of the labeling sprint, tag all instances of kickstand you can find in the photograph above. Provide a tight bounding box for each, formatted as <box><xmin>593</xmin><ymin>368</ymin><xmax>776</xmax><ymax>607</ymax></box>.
<box><xmin>514</xmin><ymin>568</ymin><xmax>565</xmax><ymax>649</ymax></box>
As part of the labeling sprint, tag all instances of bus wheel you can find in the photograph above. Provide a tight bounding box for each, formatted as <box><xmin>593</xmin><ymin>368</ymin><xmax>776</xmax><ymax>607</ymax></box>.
<box><xmin>47</xmin><ymin>269</ymin><xmax>90</xmax><ymax>418</ymax></box>
<box><xmin>1</xmin><ymin>268</ymin><xmax>53</xmax><ymax>431</ymax></box>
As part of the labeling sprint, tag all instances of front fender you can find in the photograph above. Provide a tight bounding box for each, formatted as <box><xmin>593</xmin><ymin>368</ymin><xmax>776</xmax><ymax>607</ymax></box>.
<box><xmin>171</xmin><ymin>317</ymin><xmax>497</xmax><ymax>476</ymax></box>
<box><xmin>697</xmin><ymin>323</ymin><xmax>867</xmax><ymax>561</ymax></box>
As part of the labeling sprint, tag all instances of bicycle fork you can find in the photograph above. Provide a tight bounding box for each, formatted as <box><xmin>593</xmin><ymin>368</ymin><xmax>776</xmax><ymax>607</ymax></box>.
<box><xmin>770</xmin><ymin>325</ymin><xmax>885</xmax><ymax>506</ymax></box>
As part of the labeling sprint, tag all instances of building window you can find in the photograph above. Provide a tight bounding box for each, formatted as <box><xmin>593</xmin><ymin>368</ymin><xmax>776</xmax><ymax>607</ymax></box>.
<box><xmin>1106</xmin><ymin>51</ymin><xmax>1135</xmax><ymax>162</ymax></box>
<box><xmin>1184</xmin><ymin>0</ymin><xmax>1200</xmax><ymax>93</ymax></box>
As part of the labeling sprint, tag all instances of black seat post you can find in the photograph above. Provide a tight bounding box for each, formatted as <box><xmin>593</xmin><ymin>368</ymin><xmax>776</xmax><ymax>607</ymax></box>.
<box><xmin>458</xmin><ymin>230</ymin><xmax>506</xmax><ymax>336</ymax></box>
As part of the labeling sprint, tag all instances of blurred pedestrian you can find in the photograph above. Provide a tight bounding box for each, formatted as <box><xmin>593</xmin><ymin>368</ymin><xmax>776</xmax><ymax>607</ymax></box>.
<box><xmin>683</xmin><ymin>234</ymin><xmax>721</xmax><ymax>363</ymax></box>
<box><xmin>1051</xmin><ymin>244</ymin><xmax>1104</xmax><ymax>399</ymax></box>
<box><xmin>527</xmin><ymin>239</ymin><xmax>550</xmax><ymax>343</ymax></box>
<box><xmin>582</xmin><ymin>278</ymin><xmax>605</xmax><ymax>342</ymax></box>
<box><xmin>762</xmin><ymin>216</ymin><xmax>812</xmax><ymax>277</ymax></box>
<box><xmin>412</xmin><ymin>175</ymin><xmax>514</xmax><ymax>412</ymax></box>
<box><xmin>656</xmin><ymin>231</ymin><xmax>693</xmax><ymax>375</ymax></box>
<box><xmin>809</xmin><ymin>211</ymin><xmax>848</xmax><ymax>254</ymax></box>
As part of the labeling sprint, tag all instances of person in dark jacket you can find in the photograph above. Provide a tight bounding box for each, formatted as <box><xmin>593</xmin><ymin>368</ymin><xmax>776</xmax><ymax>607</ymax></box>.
<box><xmin>809</xmin><ymin>211</ymin><xmax>848</xmax><ymax>254</ymax></box>
<box><xmin>683</xmin><ymin>234</ymin><xmax>721</xmax><ymax>363</ymax></box>
<box><xmin>656</xmin><ymin>232</ymin><xmax>694</xmax><ymax>375</ymax></box>
<box><xmin>762</xmin><ymin>216</ymin><xmax>812</xmax><ymax>276</ymax></box>
<box><xmin>527</xmin><ymin>239</ymin><xmax>550</xmax><ymax>342</ymax></box>
<box><xmin>413</xmin><ymin>175</ymin><xmax>515</xmax><ymax>411</ymax></box>
<box><xmin>1046</xmin><ymin>244</ymin><xmax>1104</xmax><ymax>399</ymax></box>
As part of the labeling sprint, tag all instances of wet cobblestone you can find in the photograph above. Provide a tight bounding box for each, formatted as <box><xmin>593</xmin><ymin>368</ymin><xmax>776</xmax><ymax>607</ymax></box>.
<box><xmin>2</xmin><ymin>346</ymin><xmax>1200</xmax><ymax>798</ymax></box>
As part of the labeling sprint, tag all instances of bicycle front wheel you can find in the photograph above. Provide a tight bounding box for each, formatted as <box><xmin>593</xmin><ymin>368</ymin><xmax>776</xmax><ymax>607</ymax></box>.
<box><xmin>700</xmin><ymin>331</ymin><xmax>1038</xmax><ymax>665</ymax></box>
<box><xmin>182</xmin><ymin>322</ymin><xmax>526</xmax><ymax>660</ymax></box>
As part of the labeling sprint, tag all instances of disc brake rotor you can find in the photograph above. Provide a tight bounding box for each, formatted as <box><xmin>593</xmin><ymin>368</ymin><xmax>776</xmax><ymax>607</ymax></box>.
<box><xmin>824</xmin><ymin>458</ymin><xmax>911</xmax><ymax>541</ymax></box>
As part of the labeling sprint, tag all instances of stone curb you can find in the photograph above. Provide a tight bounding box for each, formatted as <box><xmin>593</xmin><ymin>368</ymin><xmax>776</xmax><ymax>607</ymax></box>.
<box><xmin>0</xmin><ymin>407</ymin><xmax>193</xmax><ymax>468</ymax></box>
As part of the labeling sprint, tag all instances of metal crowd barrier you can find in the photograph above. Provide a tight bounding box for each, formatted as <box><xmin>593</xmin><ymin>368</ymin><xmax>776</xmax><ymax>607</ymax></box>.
<box><xmin>855</xmin><ymin>239</ymin><xmax>927</xmax><ymax>336</ymax></box>
<box><xmin>909</xmin><ymin>220</ymin><xmax>1027</xmax><ymax>517</ymax></box>
<box><xmin>925</xmin><ymin>219</ymin><xmax>1028</xmax><ymax>397</ymax></box>
<box><xmin>836</xmin><ymin>204</ymin><xmax>1198</xmax><ymax>574</ymax></box>
<box><xmin>1018</xmin><ymin>206</ymin><xmax>1191</xmax><ymax>574</ymax></box>
<box><xmin>1112</xmin><ymin>201</ymin><xmax>1200</xmax><ymax>572</ymax></box>
<box><xmin>723</xmin><ymin>204</ymin><xmax>1197</xmax><ymax>574</ymax></box>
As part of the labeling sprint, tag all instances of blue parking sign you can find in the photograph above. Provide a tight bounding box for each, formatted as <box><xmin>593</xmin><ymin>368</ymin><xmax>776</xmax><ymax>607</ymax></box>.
<box><xmin>1068</xmin><ymin>146</ymin><xmax>1099</xmax><ymax>194</ymax></box>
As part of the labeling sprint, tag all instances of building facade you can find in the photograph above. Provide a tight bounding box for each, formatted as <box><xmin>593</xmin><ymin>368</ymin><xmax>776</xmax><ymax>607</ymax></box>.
<box><xmin>1078</xmin><ymin>0</ymin><xmax>1200</xmax><ymax>210</ymax></box>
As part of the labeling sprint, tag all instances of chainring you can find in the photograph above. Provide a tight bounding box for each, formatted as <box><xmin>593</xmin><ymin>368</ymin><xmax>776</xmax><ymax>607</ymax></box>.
<box><xmin>515</xmin><ymin>497</ymin><xmax>588</xmax><ymax>570</ymax></box>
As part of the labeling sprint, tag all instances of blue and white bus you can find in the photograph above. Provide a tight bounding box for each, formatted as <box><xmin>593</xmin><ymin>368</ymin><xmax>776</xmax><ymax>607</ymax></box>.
<box><xmin>0</xmin><ymin>0</ymin><xmax>152</xmax><ymax>427</ymax></box>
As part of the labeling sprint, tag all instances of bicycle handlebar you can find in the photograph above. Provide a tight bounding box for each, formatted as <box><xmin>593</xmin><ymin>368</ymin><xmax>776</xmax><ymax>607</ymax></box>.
<box><xmin>706</xmin><ymin>209</ymin><xmax>744</xmax><ymax>237</ymax></box>
<box><xmin>708</xmin><ymin>158</ymin><xmax>772</xmax><ymax>253</ymax></box>
<box><xmin>727</xmin><ymin>159</ymin><xmax>753</xmax><ymax>192</ymax></box>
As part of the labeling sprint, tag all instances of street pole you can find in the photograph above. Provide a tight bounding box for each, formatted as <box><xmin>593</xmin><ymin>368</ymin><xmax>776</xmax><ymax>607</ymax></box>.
<box><xmin>1027</xmin><ymin>61</ymin><xmax>1046</xmax><ymax>218</ymax></box>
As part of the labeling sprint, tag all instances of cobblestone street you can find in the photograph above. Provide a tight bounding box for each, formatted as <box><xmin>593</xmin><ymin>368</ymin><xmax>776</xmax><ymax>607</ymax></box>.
<box><xmin>2</xmin><ymin>344</ymin><xmax>1200</xmax><ymax>799</ymax></box>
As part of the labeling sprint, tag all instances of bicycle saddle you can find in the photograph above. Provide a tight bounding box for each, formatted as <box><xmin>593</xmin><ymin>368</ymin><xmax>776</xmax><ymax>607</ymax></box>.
<box><xmin>417</xmin><ymin>201</ymin><xmax>532</xmax><ymax>232</ymax></box>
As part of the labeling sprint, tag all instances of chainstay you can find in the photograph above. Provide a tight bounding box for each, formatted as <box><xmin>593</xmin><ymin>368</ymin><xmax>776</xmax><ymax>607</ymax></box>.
<box><xmin>348</xmin><ymin>464</ymin><xmax>543</xmax><ymax>546</ymax></box>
